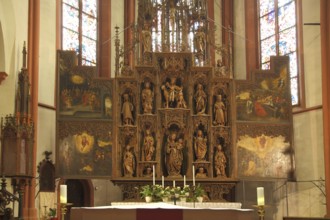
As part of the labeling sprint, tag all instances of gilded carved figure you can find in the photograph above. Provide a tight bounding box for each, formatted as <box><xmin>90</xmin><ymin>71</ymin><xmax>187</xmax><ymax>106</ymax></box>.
<box><xmin>165</xmin><ymin>132</ymin><xmax>184</xmax><ymax>176</ymax></box>
<box><xmin>194</xmin><ymin>83</ymin><xmax>207</xmax><ymax>114</ymax></box>
<box><xmin>122</xmin><ymin>93</ymin><xmax>134</xmax><ymax>125</ymax></box>
<box><xmin>194</xmin><ymin>26</ymin><xmax>206</xmax><ymax>54</ymax></box>
<box><xmin>214</xmin><ymin>144</ymin><xmax>227</xmax><ymax>177</ymax></box>
<box><xmin>161</xmin><ymin>77</ymin><xmax>184</xmax><ymax>108</ymax></box>
<box><xmin>123</xmin><ymin>144</ymin><xmax>136</xmax><ymax>177</ymax></box>
<box><xmin>194</xmin><ymin>129</ymin><xmax>207</xmax><ymax>161</ymax></box>
<box><xmin>142</xmin><ymin>23</ymin><xmax>152</xmax><ymax>53</ymax></box>
<box><xmin>213</xmin><ymin>94</ymin><xmax>226</xmax><ymax>126</ymax></box>
<box><xmin>143</xmin><ymin>129</ymin><xmax>155</xmax><ymax>161</ymax></box>
<box><xmin>141</xmin><ymin>81</ymin><xmax>153</xmax><ymax>114</ymax></box>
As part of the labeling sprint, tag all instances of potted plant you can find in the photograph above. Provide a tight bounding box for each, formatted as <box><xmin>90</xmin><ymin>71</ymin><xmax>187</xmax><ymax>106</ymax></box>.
<box><xmin>48</xmin><ymin>208</ymin><xmax>57</xmax><ymax>220</ymax></box>
<box><xmin>139</xmin><ymin>185</ymin><xmax>154</xmax><ymax>202</ymax></box>
<box><xmin>160</xmin><ymin>186</ymin><xmax>171</xmax><ymax>202</ymax></box>
<box><xmin>193</xmin><ymin>184</ymin><xmax>205</xmax><ymax>202</ymax></box>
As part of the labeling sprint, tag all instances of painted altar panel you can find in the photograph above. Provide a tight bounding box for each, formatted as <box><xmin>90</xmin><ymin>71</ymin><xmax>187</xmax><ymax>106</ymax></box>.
<box><xmin>235</xmin><ymin>56</ymin><xmax>292</xmax><ymax>122</ymax></box>
<box><xmin>57</xmin><ymin>51</ymin><xmax>113</xmax><ymax>119</ymax></box>
<box><xmin>236</xmin><ymin>123</ymin><xmax>293</xmax><ymax>178</ymax></box>
<box><xmin>57</xmin><ymin>121</ymin><xmax>112</xmax><ymax>178</ymax></box>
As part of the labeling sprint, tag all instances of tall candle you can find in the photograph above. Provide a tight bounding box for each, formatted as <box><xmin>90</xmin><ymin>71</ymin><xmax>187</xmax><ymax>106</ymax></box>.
<box><xmin>257</xmin><ymin>187</ymin><xmax>265</xmax><ymax>206</ymax></box>
<box><xmin>192</xmin><ymin>165</ymin><xmax>195</xmax><ymax>186</ymax></box>
<box><xmin>173</xmin><ymin>180</ymin><xmax>176</xmax><ymax>187</ymax></box>
<box><xmin>60</xmin><ymin>185</ymin><xmax>67</xmax><ymax>204</ymax></box>
<box><xmin>162</xmin><ymin>176</ymin><xmax>164</xmax><ymax>188</ymax></box>
<box><xmin>183</xmin><ymin>175</ymin><xmax>186</xmax><ymax>186</ymax></box>
<box><xmin>153</xmin><ymin>165</ymin><xmax>155</xmax><ymax>186</ymax></box>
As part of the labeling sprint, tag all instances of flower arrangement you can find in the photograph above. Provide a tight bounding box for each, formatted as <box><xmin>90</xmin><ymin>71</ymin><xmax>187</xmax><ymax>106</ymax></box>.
<box><xmin>138</xmin><ymin>184</ymin><xmax>205</xmax><ymax>202</ymax></box>
<box><xmin>181</xmin><ymin>185</ymin><xmax>190</xmax><ymax>196</ymax></box>
<box><xmin>193</xmin><ymin>184</ymin><xmax>205</xmax><ymax>199</ymax></box>
<box><xmin>139</xmin><ymin>185</ymin><xmax>153</xmax><ymax>199</ymax></box>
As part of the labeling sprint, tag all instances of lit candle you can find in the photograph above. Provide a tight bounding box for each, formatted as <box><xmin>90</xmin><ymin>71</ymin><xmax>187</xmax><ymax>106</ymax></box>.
<box><xmin>162</xmin><ymin>176</ymin><xmax>164</xmax><ymax>188</ymax></box>
<box><xmin>153</xmin><ymin>165</ymin><xmax>155</xmax><ymax>186</ymax></box>
<box><xmin>183</xmin><ymin>175</ymin><xmax>186</xmax><ymax>186</ymax></box>
<box><xmin>192</xmin><ymin>165</ymin><xmax>195</xmax><ymax>186</ymax></box>
<box><xmin>173</xmin><ymin>180</ymin><xmax>176</xmax><ymax>187</ymax></box>
<box><xmin>257</xmin><ymin>187</ymin><xmax>265</xmax><ymax>206</ymax></box>
<box><xmin>60</xmin><ymin>185</ymin><xmax>67</xmax><ymax>204</ymax></box>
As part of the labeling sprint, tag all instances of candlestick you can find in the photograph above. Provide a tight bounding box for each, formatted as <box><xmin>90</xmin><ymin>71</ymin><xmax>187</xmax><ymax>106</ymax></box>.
<box><xmin>60</xmin><ymin>185</ymin><xmax>67</xmax><ymax>204</ymax></box>
<box><xmin>152</xmin><ymin>165</ymin><xmax>155</xmax><ymax>185</ymax></box>
<box><xmin>183</xmin><ymin>175</ymin><xmax>186</xmax><ymax>186</ymax></box>
<box><xmin>257</xmin><ymin>187</ymin><xmax>265</xmax><ymax>206</ymax></box>
<box><xmin>162</xmin><ymin>176</ymin><xmax>164</xmax><ymax>188</ymax></box>
<box><xmin>192</xmin><ymin>165</ymin><xmax>195</xmax><ymax>186</ymax></box>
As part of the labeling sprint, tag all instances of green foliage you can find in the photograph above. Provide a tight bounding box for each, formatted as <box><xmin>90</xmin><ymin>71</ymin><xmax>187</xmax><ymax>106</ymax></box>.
<box><xmin>48</xmin><ymin>208</ymin><xmax>56</xmax><ymax>217</ymax></box>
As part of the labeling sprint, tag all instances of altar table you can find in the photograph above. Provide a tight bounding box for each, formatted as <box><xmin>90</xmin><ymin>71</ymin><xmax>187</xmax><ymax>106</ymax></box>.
<box><xmin>70</xmin><ymin>202</ymin><xmax>256</xmax><ymax>220</ymax></box>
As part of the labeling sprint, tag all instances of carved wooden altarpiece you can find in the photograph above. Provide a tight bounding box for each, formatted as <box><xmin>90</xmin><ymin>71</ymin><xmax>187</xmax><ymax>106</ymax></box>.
<box><xmin>55</xmin><ymin>0</ymin><xmax>294</xmax><ymax>203</ymax></box>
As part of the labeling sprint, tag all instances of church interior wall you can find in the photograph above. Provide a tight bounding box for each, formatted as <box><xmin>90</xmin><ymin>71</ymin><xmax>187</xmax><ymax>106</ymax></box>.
<box><xmin>233</xmin><ymin>0</ymin><xmax>247</xmax><ymax>80</ymax></box>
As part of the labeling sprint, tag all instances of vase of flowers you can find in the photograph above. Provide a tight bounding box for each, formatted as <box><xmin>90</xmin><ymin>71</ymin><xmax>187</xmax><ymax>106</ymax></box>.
<box><xmin>193</xmin><ymin>184</ymin><xmax>205</xmax><ymax>202</ymax></box>
<box><xmin>140</xmin><ymin>185</ymin><xmax>154</xmax><ymax>202</ymax></box>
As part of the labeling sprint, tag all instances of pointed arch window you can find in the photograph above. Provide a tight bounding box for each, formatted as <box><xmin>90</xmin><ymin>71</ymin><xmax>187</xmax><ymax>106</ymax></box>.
<box><xmin>62</xmin><ymin>0</ymin><xmax>98</xmax><ymax>66</ymax></box>
<box><xmin>258</xmin><ymin>0</ymin><xmax>299</xmax><ymax>105</ymax></box>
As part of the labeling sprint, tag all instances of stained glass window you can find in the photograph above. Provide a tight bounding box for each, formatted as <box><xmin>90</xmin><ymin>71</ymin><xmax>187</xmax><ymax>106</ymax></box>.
<box><xmin>258</xmin><ymin>0</ymin><xmax>299</xmax><ymax>105</ymax></box>
<box><xmin>62</xmin><ymin>0</ymin><xmax>97</xmax><ymax>66</ymax></box>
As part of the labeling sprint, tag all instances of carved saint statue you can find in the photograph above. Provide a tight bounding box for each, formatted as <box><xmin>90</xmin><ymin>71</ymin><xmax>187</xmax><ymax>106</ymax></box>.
<box><xmin>214</xmin><ymin>144</ymin><xmax>227</xmax><ymax>177</ymax></box>
<box><xmin>142</xmin><ymin>23</ymin><xmax>152</xmax><ymax>53</ymax></box>
<box><xmin>141</xmin><ymin>81</ymin><xmax>153</xmax><ymax>114</ymax></box>
<box><xmin>194</xmin><ymin>83</ymin><xmax>207</xmax><ymax>114</ymax></box>
<box><xmin>143</xmin><ymin>129</ymin><xmax>155</xmax><ymax>161</ymax></box>
<box><xmin>194</xmin><ymin>26</ymin><xmax>206</xmax><ymax>54</ymax></box>
<box><xmin>194</xmin><ymin>129</ymin><xmax>207</xmax><ymax>161</ymax></box>
<box><xmin>165</xmin><ymin>132</ymin><xmax>184</xmax><ymax>176</ymax></box>
<box><xmin>213</xmin><ymin>94</ymin><xmax>226</xmax><ymax>126</ymax></box>
<box><xmin>123</xmin><ymin>144</ymin><xmax>136</xmax><ymax>177</ymax></box>
<box><xmin>121</xmin><ymin>93</ymin><xmax>134</xmax><ymax>125</ymax></box>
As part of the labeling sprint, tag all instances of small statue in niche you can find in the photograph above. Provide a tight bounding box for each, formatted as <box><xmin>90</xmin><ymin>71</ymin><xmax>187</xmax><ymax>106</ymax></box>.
<box><xmin>161</xmin><ymin>77</ymin><xmax>183</xmax><ymax>108</ymax></box>
<box><xmin>214</xmin><ymin>144</ymin><xmax>227</xmax><ymax>177</ymax></box>
<box><xmin>176</xmin><ymin>91</ymin><xmax>187</xmax><ymax>108</ymax></box>
<box><xmin>165</xmin><ymin>132</ymin><xmax>184</xmax><ymax>176</ymax></box>
<box><xmin>142</xmin><ymin>23</ymin><xmax>152</xmax><ymax>53</ymax></box>
<box><xmin>194</xmin><ymin>129</ymin><xmax>207</xmax><ymax>161</ymax></box>
<box><xmin>143</xmin><ymin>128</ymin><xmax>155</xmax><ymax>161</ymax></box>
<box><xmin>195</xmin><ymin>167</ymin><xmax>207</xmax><ymax>178</ymax></box>
<box><xmin>123</xmin><ymin>144</ymin><xmax>136</xmax><ymax>177</ymax></box>
<box><xmin>141</xmin><ymin>81</ymin><xmax>154</xmax><ymax>114</ymax></box>
<box><xmin>143</xmin><ymin>166</ymin><xmax>153</xmax><ymax>177</ymax></box>
<box><xmin>213</xmin><ymin>94</ymin><xmax>226</xmax><ymax>126</ymax></box>
<box><xmin>194</xmin><ymin>83</ymin><xmax>207</xmax><ymax>114</ymax></box>
<box><xmin>121</xmin><ymin>93</ymin><xmax>134</xmax><ymax>125</ymax></box>
<box><xmin>194</xmin><ymin>26</ymin><xmax>206</xmax><ymax>54</ymax></box>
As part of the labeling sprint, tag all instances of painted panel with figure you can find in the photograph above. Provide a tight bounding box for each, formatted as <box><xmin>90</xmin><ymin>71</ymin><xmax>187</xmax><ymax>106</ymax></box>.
<box><xmin>57</xmin><ymin>121</ymin><xmax>112</xmax><ymax>178</ymax></box>
<box><xmin>237</xmin><ymin>124</ymin><xmax>293</xmax><ymax>178</ymax></box>
<box><xmin>57</xmin><ymin>50</ymin><xmax>113</xmax><ymax>119</ymax></box>
<box><xmin>235</xmin><ymin>56</ymin><xmax>291</xmax><ymax>122</ymax></box>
